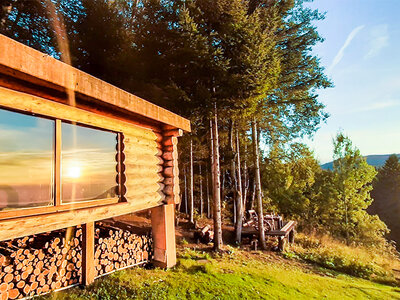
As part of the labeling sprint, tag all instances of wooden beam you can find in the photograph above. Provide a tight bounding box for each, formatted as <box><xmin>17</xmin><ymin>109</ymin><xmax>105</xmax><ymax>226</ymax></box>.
<box><xmin>82</xmin><ymin>222</ymin><xmax>95</xmax><ymax>286</ymax></box>
<box><xmin>55</xmin><ymin>119</ymin><xmax>61</xmax><ymax>206</ymax></box>
<box><xmin>0</xmin><ymin>34</ymin><xmax>191</xmax><ymax>132</ymax></box>
<box><xmin>0</xmin><ymin>195</ymin><xmax>163</xmax><ymax>241</ymax></box>
<box><xmin>0</xmin><ymin>198</ymin><xmax>118</xmax><ymax>221</ymax></box>
<box><xmin>0</xmin><ymin>86</ymin><xmax>158</xmax><ymax>141</ymax></box>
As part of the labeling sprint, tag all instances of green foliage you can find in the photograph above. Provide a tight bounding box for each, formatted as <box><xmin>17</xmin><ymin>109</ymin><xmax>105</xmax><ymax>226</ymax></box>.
<box><xmin>263</xmin><ymin>134</ymin><xmax>389</xmax><ymax>247</ymax></box>
<box><xmin>0</xmin><ymin>0</ymin><xmax>83</xmax><ymax>56</ymax></box>
<box><xmin>329</xmin><ymin>132</ymin><xmax>387</xmax><ymax>245</ymax></box>
<box><xmin>262</xmin><ymin>143</ymin><xmax>321</xmax><ymax>220</ymax></box>
<box><xmin>259</xmin><ymin>0</ymin><xmax>332</xmax><ymax>145</ymax></box>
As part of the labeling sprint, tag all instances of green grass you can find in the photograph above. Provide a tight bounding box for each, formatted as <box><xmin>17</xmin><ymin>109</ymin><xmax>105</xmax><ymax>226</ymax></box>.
<box><xmin>286</xmin><ymin>233</ymin><xmax>400</xmax><ymax>285</ymax></box>
<box><xmin>40</xmin><ymin>247</ymin><xmax>400</xmax><ymax>300</ymax></box>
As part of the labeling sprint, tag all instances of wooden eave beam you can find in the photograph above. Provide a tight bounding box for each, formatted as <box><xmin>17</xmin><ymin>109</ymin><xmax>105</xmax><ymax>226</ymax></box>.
<box><xmin>0</xmin><ymin>200</ymin><xmax>163</xmax><ymax>242</ymax></box>
<box><xmin>0</xmin><ymin>34</ymin><xmax>191</xmax><ymax>132</ymax></box>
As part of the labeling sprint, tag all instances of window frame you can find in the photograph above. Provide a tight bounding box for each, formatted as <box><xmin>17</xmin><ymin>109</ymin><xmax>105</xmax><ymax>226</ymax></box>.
<box><xmin>0</xmin><ymin>108</ymin><xmax>123</xmax><ymax>221</ymax></box>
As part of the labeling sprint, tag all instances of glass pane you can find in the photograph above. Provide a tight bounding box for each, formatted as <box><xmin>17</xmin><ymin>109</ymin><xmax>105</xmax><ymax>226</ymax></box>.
<box><xmin>0</xmin><ymin>108</ymin><xmax>54</xmax><ymax>211</ymax></box>
<box><xmin>61</xmin><ymin>122</ymin><xmax>118</xmax><ymax>203</ymax></box>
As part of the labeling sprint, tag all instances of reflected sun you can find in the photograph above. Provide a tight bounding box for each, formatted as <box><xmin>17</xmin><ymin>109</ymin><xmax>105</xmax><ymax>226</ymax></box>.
<box><xmin>67</xmin><ymin>166</ymin><xmax>81</xmax><ymax>178</ymax></box>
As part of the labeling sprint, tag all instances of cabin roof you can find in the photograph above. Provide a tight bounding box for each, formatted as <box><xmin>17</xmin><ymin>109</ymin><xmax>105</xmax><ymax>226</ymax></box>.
<box><xmin>0</xmin><ymin>34</ymin><xmax>190</xmax><ymax>132</ymax></box>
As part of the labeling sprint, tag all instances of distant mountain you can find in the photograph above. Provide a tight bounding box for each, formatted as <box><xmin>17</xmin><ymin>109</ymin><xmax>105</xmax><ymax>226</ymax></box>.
<box><xmin>321</xmin><ymin>154</ymin><xmax>400</xmax><ymax>170</ymax></box>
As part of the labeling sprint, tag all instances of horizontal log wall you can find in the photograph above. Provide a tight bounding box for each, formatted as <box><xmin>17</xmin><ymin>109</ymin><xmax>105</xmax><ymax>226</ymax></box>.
<box><xmin>0</xmin><ymin>87</ymin><xmax>165</xmax><ymax>241</ymax></box>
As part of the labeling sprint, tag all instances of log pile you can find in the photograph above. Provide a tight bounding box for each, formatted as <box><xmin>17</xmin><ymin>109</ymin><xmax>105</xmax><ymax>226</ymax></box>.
<box><xmin>0</xmin><ymin>226</ymin><xmax>82</xmax><ymax>299</ymax></box>
<box><xmin>194</xmin><ymin>225</ymin><xmax>214</xmax><ymax>244</ymax></box>
<box><xmin>0</xmin><ymin>221</ymin><xmax>153</xmax><ymax>299</ymax></box>
<box><xmin>94</xmin><ymin>221</ymin><xmax>153</xmax><ymax>277</ymax></box>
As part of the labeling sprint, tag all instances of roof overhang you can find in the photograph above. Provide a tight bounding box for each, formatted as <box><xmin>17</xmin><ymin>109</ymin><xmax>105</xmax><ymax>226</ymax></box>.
<box><xmin>0</xmin><ymin>34</ymin><xmax>191</xmax><ymax>132</ymax></box>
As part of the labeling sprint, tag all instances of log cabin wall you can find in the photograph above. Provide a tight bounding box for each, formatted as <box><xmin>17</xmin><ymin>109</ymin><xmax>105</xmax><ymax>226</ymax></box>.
<box><xmin>0</xmin><ymin>34</ymin><xmax>189</xmax><ymax>296</ymax></box>
<box><xmin>0</xmin><ymin>87</ymin><xmax>166</xmax><ymax>240</ymax></box>
<box><xmin>0</xmin><ymin>34</ymin><xmax>189</xmax><ymax>241</ymax></box>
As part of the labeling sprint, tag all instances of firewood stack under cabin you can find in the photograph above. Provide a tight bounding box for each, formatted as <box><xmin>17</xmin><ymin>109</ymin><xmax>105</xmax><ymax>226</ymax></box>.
<box><xmin>0</xmin><ymin>221</ymin><xmax>152</xmax><ymax>299</ymax></box>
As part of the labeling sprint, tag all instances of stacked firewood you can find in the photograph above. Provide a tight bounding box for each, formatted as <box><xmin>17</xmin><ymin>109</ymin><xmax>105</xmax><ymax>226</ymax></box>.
<box><xmin>94</xmin><ymin>221</ymin><xmax>153</xmax><ymax>277</ymax></box>
<box><xmin>0</xmin><ymin>227</ymin><xmax>82</xmax><ymax>299</ymax></box>
<box><xmin>0</xmin><ymin>221</ymin><xmax>153</xmax><ymax>299</ymax></box>
<box><xmin>194</xmin><ymin>225</ymin><xmax>214</xmax><ymax>244</ymax></box>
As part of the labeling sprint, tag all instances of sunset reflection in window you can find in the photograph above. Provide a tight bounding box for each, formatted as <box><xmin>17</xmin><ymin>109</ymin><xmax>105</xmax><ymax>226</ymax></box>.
<box><xmin>0</xmin><ymin>108</ymin><xmax>54</xmax><ymax>210</ymax></box>
<box><xmin>61</xmin><ymin>122</ymin><xmax>118</xmax><ymax>203</ymax></box>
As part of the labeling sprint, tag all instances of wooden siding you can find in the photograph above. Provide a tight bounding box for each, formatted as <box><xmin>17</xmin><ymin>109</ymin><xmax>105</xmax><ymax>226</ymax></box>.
<box><xmin>0</xmin><ymin>87</ymin><xmax>165</xmax><ymax>241</ymax></box>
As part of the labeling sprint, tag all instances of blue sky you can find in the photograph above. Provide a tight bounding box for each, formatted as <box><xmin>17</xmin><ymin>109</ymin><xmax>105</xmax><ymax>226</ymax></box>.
<box><xmin>304</xmin><ymin>0</ymin><xmax>400</xmax><ymax>163</ymax></box>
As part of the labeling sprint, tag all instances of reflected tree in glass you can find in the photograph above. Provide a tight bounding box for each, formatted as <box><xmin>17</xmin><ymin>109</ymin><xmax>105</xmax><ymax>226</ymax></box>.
<box><xmin>0</xmin><ymin>108</ymin><xmax>54</xmax><ymax>210</ymax></box>
<box><xmin>61</xmin><ymin>122</ymin><xmax>118</xmax><ymax>202</ymax></box>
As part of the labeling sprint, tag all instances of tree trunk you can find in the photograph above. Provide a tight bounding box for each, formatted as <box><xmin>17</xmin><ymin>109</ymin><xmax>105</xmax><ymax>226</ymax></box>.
<box><xmin>221</xmin><ymin>171</ymin><xmax>226</xmax><ymax>204</ymax></box>
<box><xmin>212</xmin><ymin>108</ymin><xmax>223</xmax><ymax>251</ymax></box>
<box><xmin>250</xmin><ymin>180</ymin><xmax>256</xmax><ymax>211</ymax></box>
<box><xmin>235</xmin><ymin>129</ymin><xmax>243</xmax><ymax>244</ymax></box>
<box><xmin>243</xmin><ymin>143</ymin><xmax>248</xmax><ymax>210</ymax></box>
<box><xmin>189</xmin><ymin>139</ymin><xmax>194</xmax><ymax>224</ymax></box>
<box><xmin>209</xmin><ymin>119</ymin><xmax>214</xmax><ymax>219</ymax></box>
<box><xmin>199</xmin><ymin>163</ymin><xmax>203</xmax><ymax>216</ymax></box>
<box><xmin>177</xmin><ymin>189</ymin><xmax>182</xmax><ymax>213</ymax></box>
<box><xmin>206</xmin><ymin>166</ymin><xmax>211</xmax><ymax>218</ymax></box>
<box><xmin>252</xmin><ymin>119</ymin><xmax>266</xmax><ymax>250</ymax></box>
<box><xmin>184</xmin><ymin>167</ymin><xmax>188</xmax><ymax>215</ymax></box>
<box><xmin>229</xmin><ymin>120</ymin><xmax>237</xmax><ymax>226</ymax></box>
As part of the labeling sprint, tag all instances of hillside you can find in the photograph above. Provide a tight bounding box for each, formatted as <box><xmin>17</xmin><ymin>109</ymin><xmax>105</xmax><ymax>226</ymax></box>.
<box><xmin>39</xmin><ymin>221</ymin><xmax>400</xmax><ymax>300</ymax></box>
<box><xmin>321</xmin><ymin>154</ymin><xmax>400</xmax><ymax>170</ymax></box>
<box><xmin>39</xmin><ymin>246</ymin><xmax>400</xmax><ymax>300</ymax></box>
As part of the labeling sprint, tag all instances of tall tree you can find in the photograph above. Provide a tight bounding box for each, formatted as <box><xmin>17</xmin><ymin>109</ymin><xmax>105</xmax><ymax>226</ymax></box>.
<box><xmin>234</xmin><ymin>129</ymin><xmax>244</xmax><ymax>244</ymax></box>
<box><xmin>371</xmin><ymin>154</ymin><xmax>400</xmax><ymax>247</ymax></box>
<box><xmin>212</xmin><ymin>108</ymin><xmax>223</xmax><ymax>250</ymax></box>
<box><xmin>189</xmin><ymin>139</ymin><xmax>194</xmax><ymax>224</ymax></box>
<box><xmin>252</xmin><ymin>120</ymin><xmax>266</xmax><ymax>249</ymax></box>
<box><xmin>331</xmin><ymin>133</ymin><xmax>386</xmax><ymax>245</ymax></box>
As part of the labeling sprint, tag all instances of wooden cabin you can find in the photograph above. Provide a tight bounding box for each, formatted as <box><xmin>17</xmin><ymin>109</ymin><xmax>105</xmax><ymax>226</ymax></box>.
<box><xmin>0</xmin><ymin>34</ymin><xmax>190</xmax><ymax>297</ymax></box>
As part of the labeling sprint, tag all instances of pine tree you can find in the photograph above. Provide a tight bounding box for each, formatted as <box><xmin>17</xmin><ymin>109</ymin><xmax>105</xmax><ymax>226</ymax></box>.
<box><xmin>371</xmin><ymin>154</ymin><xmax>400</xmax><ymax>247</ymax></box>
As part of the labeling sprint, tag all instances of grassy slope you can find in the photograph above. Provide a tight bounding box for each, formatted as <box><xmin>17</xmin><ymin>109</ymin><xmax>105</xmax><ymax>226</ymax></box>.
<box><xmin>42</xmin><ymin>248</ymin><xmax>400</xmax><ymax>300</ymax></box>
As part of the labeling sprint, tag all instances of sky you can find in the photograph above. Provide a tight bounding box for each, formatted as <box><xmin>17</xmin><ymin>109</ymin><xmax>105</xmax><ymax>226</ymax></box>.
<box><xmin>303</xmin><ymin>0</ymin><xmax>400</xmax><ymax>163</ymax></box>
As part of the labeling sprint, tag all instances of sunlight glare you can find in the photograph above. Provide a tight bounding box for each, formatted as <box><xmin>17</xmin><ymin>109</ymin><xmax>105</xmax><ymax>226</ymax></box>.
<box><xmin>67</xmin><ymin>165</ymin><xmax>81</xmax><ymax>179</ymax></box>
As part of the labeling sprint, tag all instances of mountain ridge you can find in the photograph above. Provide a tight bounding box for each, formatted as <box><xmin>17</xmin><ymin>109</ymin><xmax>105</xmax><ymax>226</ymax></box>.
<box><xmin>321</xmin><ymin>154</ymin><xmax>400</xmax><ymax>170</ymax></box>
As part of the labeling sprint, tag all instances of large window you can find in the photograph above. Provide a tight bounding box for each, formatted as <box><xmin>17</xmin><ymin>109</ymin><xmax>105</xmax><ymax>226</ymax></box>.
<box><xmin>61</xmin><ymin>122</ymin><xmax>118</xmax><ymax>203</ymax></box>
<box><xmin>0</xmin><ymin>107</ymin><xmax>121</xmax><ymax>215</ymax></box>
<box><xmin>0</xmin><ymin>109</ymin><xmax>54</xmax><ymax>210</ymax></box>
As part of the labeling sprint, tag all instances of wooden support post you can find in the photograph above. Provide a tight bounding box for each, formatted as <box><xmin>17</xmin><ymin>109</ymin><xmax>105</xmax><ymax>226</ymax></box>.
<box><xmin>289</xmin><ymin>229</ymin><xmax>295</xmax><ymax>244</ymax></box>
<box><xmin>278</xmin><ymin>236</ymin><xmax>285</xmax><ymax>252</ymax></box>
<box><xmin>82</xmin><ymin>222</ymin><xmax>95</xmax><ymax>285</ymax></box>
<box><xmin>151</xmin><ymin>204</ymin><xmax>176</xmax><ymax>268</ymax></box>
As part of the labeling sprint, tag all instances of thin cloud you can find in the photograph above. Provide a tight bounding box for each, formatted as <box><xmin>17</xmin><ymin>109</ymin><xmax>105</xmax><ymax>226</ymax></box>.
<box><xmin>328</xmin><ymin>25</ymin><xmax>365</xmax><ymax>73</ymax></box>
<box><xmin>359</xmin><ymin>100</ymin><xmax>399</xmax><ymax>112</ymax></box>
<box><xmin>365</xmin><ymin>24</ymin><xmax>389</xmax><ymax>59</ymax></box>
